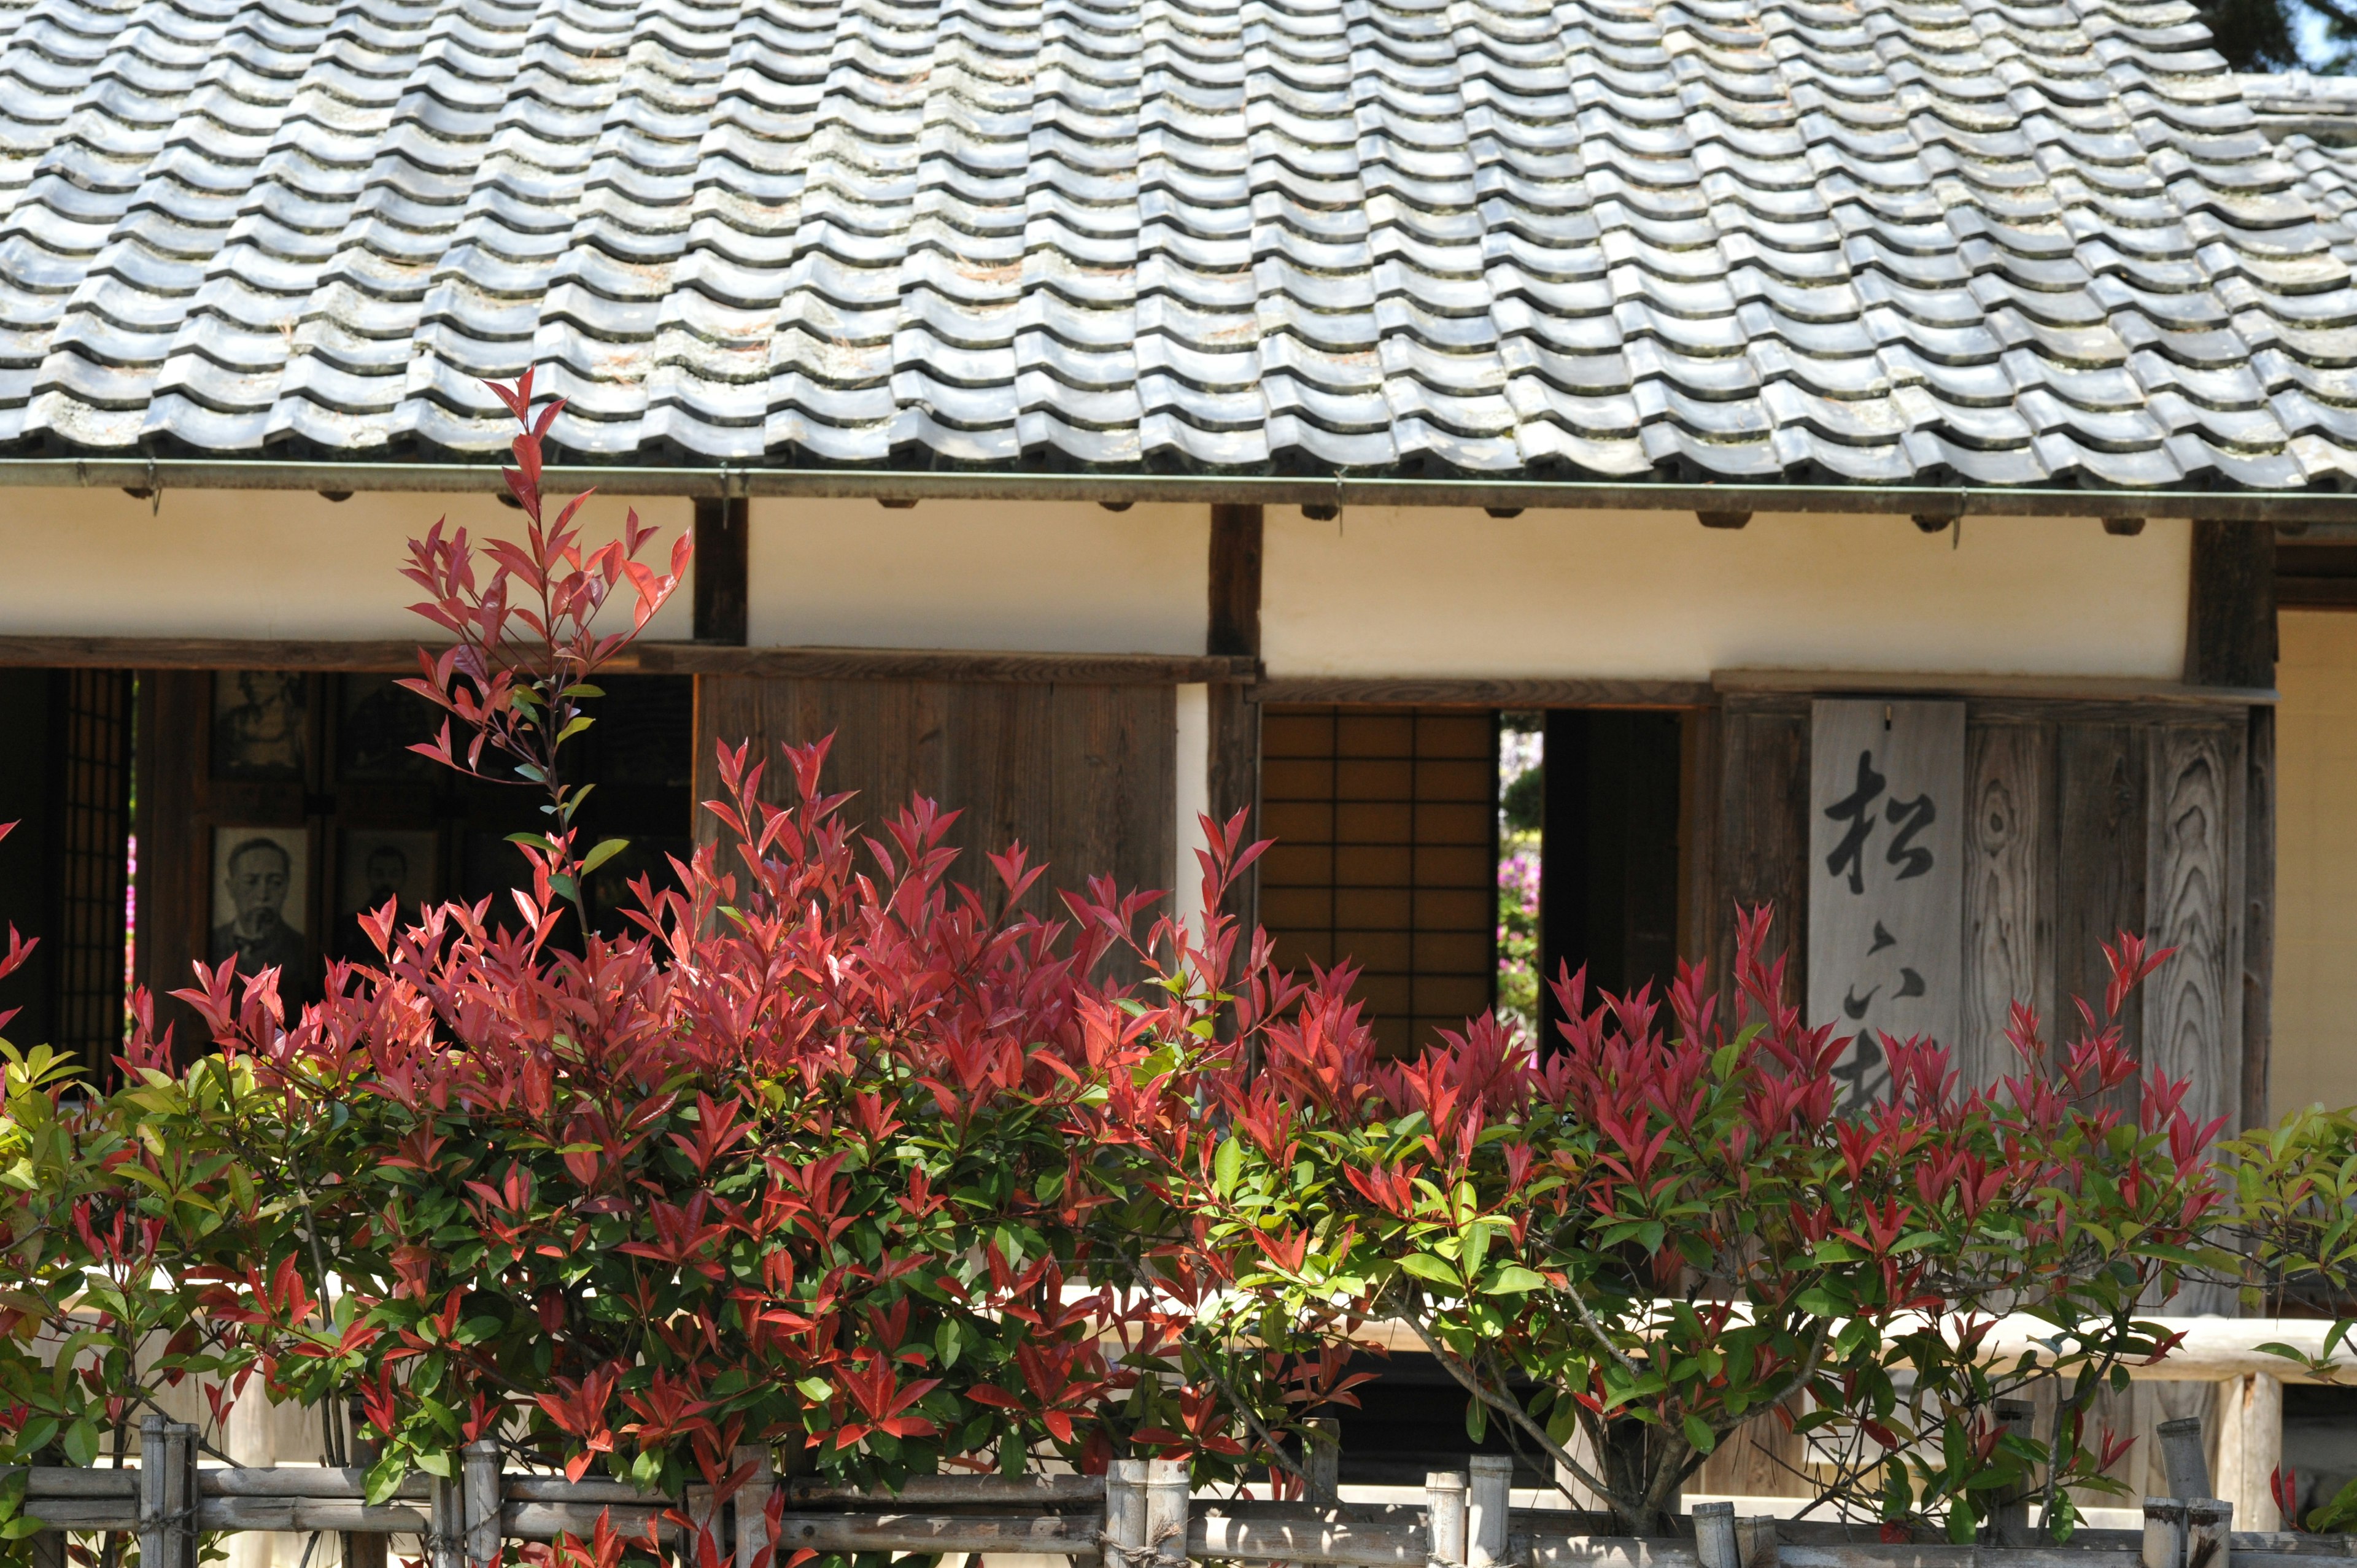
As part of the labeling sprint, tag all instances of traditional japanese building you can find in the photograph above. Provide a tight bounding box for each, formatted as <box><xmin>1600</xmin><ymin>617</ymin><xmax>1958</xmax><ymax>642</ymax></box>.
<box><xmin>0</xmin><ymin>0</ymin><xmax>2350</xmax><ymax>1514</ymax></box>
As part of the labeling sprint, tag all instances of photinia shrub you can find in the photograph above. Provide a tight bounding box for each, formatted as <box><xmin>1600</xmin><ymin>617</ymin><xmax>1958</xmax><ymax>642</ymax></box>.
<box><xmin>3</xmin><ymin>371</ymin><xmax>2355</xmax><ymax>1563</ymax></box>
<box><xmin>1115</xmin><ymin>910</ymin><xmax>2248</xmax><ymax>1541</ymax></box>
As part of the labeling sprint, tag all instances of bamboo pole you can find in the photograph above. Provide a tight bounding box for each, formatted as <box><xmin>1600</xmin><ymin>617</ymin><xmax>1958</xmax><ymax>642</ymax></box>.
<box><xmin>733</xmin><ymin>1445</ymin><xmax>773</xmax><ymax>1568</ymax></box>
<box><xmin>1468</xmin><ymin>1458</ymin><xmax>1512</xmax><ymax>1568</ymax></box>
<box><xmin>429</xmin><ymin>1467</ymin><xmax>465</xmax><ymax>1568</ymax></box>
<box><xmin>162</xmin><ymin>1424</ymin><xmax>195</xmax><ymax>1568</ymax></box>
<box><xmin>463</xmin><ymin>1443</ymin><xmax>503</xmax><ymax>1568</ymax></box>
<box><xmin>1426</xmin><ymin>1472</ymin><xmax>1467</xmax><ymax>1568</ymax></box>
<box><xmin>1107</xmin><ymin>1460</ymin><xmax>1148</xmax><ymax>1568</ymax></box>
<box><xmin>1146</xmin><ymin>1461</ymin><xmax>1191</xmax><ymax>1568</ymax></box>
<box><xmin>137</xmin><ymin>1415</ymin><xmax>166</xmax><ymax>1568</ymax></box>
<box><xmin>1693</xmin><ymin>1502</ymin><xmax>1738</xmax><ymax>1568</ymax></box>
<box><xmin>2147</xmin><ymin>1496</ymin><xmax>2189</xmax><ymax>1568</ymax></box>
<box><xmin>2163</xmin><ymin>1420</ymin><xmax>2215</xmax><ymax>1500</ymax></box>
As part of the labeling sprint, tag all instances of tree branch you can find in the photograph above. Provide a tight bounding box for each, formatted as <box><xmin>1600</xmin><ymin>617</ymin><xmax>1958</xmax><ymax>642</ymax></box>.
<box><xmin>1396</xmin><ymin>1314</ymin><xmax>1631</xmax><ymax>1523</ymax></box>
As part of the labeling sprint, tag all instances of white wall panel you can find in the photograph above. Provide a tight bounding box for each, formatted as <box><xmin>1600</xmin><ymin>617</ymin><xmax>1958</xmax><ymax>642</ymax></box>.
<box><xmin>1262</xmin><ymin>509</ymin><xmax>2192</xmax><ymax>681</ymax></box>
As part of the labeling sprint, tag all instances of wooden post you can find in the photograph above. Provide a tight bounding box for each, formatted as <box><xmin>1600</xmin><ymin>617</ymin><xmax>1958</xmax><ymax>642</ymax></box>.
<box><xmin>2161</xmin><ymin>1416</ymin><xmax>2212</xmax><ymax>1499</ymax></box>
<box><xmin>2185</xmin><ymin>522</ymin><xmax>2276</xmax><ymax>691</ymax></box>
<box><xmin>1991</xmin><ymin>1399</ymin><xmax>2035</xmax><ymax>1546</ymax></box>
<box><xmin>1304</xmin><ymin>1417</ymin><xmax>1341</xmax><ymax>1504</ymax></box>
<box><xmin>1144</xmin><ymin>1459</ymin><xmax>1189</xmax><ymax>1567</ymax></box>
<box><xmin>2244</xmin><ymin>703</ymin><xmax>2275</xmax><ymax>1130</ymax></box>
<box><xmin>1425</xmin><ymin>1471</ymin><xmax>1467</xmax><ymax>1568</ymax></box>
<box><xmin>1105</xmin><ymin>1459</ymin><xmax>1148</xmax><ymax>1568</ymax></box>
<box><xmin>430</xmin><ymin>1466</ymin><xmax>466</xmax><ymax>1568</ymax></box>
<box><xmin>2183</xmin><ymin>517</ymin><xmax>2277</xmax><ymax>1140</ymax></box>
<box><xmin>2186</xmin><ymin>1499</ymin><xmax>2232</xmax><ymax>1568</ymax></box>
<box><xmin>2215</xmin><ymin>1375</ymin><xmax>2283</xmax><ymax>1532</ymax></box>
<box><xmin>2144</xmin><ymin>1497</ymin><xmax>2186</xmax><ymax>1568</ymax></box>
<box><xmin>694</xmin><ymin>498</ymin><xmax>749</xmax><ymax>646</ymax></box>
<box><xmin>138</xmin><ymin>1413</ymin><xmax>168</xmax><ymax>1568</ymax></box>
<box><xmin>733</xmin><ymin>1443</ymin><xmax>773</xmax><ymax>1568</ymax></box>
<box><xmin>349</xmin><ymin>1401</ymin><xmax>389</xmax><ymax>1568</ymax></box>
<box><xmin>1207</xmin><ymin>503</ymin><xmax>1263</xmax><ymax>930</ymax></box>
<box><xmin>28</xmin><ymin>1532</ymin><xmax>62</xmax><ymax>1568</ymax></box>
<box><xmin>463</xmin><ymin>1440</ymin><xmax>503</xmax><ymax>1568</ymax></box>
<box><xmin>1467</xmin><ymin>1456</ymin><xmax>1511</xmax><ymax>1568</ymax></box>
<box><xmin>1694</xmin><ymin>1502</ymin><xmax>1739</xmax><ymax>1568</ymax></box>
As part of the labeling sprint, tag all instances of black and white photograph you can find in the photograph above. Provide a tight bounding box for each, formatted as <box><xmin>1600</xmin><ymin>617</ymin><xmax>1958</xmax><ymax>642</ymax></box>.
<box><xmin>338</xmin><ymin>674</ymin><xmax>438</xmax><ymax>781</ymax></box>
<box><xmin>339</xmin><ymin>828</ymin><xmax>435</xmax><ymax>932</ymax></box>
<box><xmin>212</xmin><ymin>670</ymin><xmax>309</xmax><ymax>780</ymax></box>
<box><xmin>207</xmin><ymin>826</ymin><xmax>308</xmax><ymax>979</ymax></box>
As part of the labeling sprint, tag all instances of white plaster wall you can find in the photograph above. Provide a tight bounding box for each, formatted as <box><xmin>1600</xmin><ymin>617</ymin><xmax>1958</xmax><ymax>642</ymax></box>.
<box><xmin>745</xmin><ymin>498</ymin><xmax>1209</xmax><ymax>653</ymax></box>
<box><xmin>0</xmin><ymin>486</ymin><xmax>696</xmax><ymax>641</ymax></box>
<box><xmin>1263</xmin><ymin>508</ymin><xmax>2193</xmax><ymax>681</ymax></box>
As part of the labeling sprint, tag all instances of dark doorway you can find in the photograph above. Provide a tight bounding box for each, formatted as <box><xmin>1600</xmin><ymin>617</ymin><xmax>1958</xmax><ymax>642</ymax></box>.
<box><xmin>0</xmin><ymin>668</ymin><xmax>136</xmax><ymax>1084</ymax></box>
<box><xmin>1535</xmin><ymin>710</ymin><xmax>1686</xmax><ymax>1044</ymax></box>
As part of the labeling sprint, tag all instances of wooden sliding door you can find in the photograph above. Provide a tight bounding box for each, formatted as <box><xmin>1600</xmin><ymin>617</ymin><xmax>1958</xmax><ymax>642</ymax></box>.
<box><xmin>693</xmin><ymin>676</ymin><xmax>1178</xmax><ymax>943</ymax></box>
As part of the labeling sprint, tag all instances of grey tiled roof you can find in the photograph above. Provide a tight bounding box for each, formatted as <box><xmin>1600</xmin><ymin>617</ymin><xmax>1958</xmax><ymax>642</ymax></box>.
<box><xmin>0</xmin><ymin>0</ymin><xmax>2353</xmax><ymax>486</ymax></box>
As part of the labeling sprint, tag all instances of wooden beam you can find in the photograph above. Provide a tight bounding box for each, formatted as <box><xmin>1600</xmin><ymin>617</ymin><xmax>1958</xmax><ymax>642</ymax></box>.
<box><xmin>2186</xmin><ymin>520</ymin><xmax>2277</xmax><ymax>689</ymax></box>
<box><xmin>0</xmin><ymin>636</ymin><xmax>1248</xmax><ymax>685</ymax></box>
<box><xmin>1717</xmin><ymin>668</ymin><xmax>2274</xmax><ymax>708</ymax></box>
<box><xmin>692</xmin><ymin>497</ymin><xmax>749</xmax><ymax>645</ymax></box>
<box><xmin>1258</xmin><ymin>676</ymin><xmax>1710</xmax><ymax>708</ymax></box>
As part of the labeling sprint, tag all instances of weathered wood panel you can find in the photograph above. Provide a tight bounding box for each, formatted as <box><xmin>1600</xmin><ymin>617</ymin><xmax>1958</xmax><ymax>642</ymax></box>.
<box><xmin>1711</xmin><ymin>701</ymin><xmax>1811</xmax><ymax>1003</ymax></box>
<box><xmin>1695</xmin><ymin>700</ymin><xmax>1814</xmax><ymax>1497</ymax></box>
<box><xmin>2145</xmin><ymin>721</ymin><xmax>2243</xmax><ymax>1132</ymax></box>
<box><xmin>1960</xmin><ymin>722</ymin><xmax>2054</xmax><ymax>1087</ymax></box>
<box><xmin>2146</xmin><ymin>719</ymin><xmax>2245</xmax><ymax>1315</ymax></box>
<box><xmin>694</xmin><ymin>677</ymin><xmax>1176</xmax><ymax>933</ymax></box>
<box><xmin>1805</xmin><ymin>700</ymin><xmax>1965</xmax><ymax>1105</ymax></box>
<box><xmin>2243</xmin><ymin>705</ymin><xmax>2275</xmax><ymax>1129</ymax></box>
<box><xmin>2053</xmin><ymin>724</ymin><xmax>2148</xmax><ymax>1068</ymax></box>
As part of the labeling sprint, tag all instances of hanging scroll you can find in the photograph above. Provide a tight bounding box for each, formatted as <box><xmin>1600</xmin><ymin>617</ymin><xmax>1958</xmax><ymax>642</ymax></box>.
<box><xmin>1806</xmin><ymin>698</ymin><xmax>1965</xmax><ymax>1106</ymax></box>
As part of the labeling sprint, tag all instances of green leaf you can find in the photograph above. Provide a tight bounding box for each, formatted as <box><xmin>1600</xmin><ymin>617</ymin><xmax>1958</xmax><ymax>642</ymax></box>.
<box><xmin>1214</xmin><ymin>1138</ymin><xmax>1243</xmax><ymax>1199</ymax></box>
<box><xmin>1484</xmin><ymin>1265</ymin><xmax>1548</xmax><ymax>1295</ymax></box>
<box><xmin>1683</xmin><ymin>1415</ymin><xmax>1716</xmax><ymax>1455</ymax></box>
<box><xmin>797</xmin><ymin>1377</ymin><xmax>834</xmax><ymax>1404</ymax></box>
<box><xmin>580</xmin><ymin>838</ymin><xmax>631</xmax><ymax>878</ymax></box>
<box><xmin>1398</xmin><ymin>1253</ymin><xmax>1461</xmax><ymax>1289</ymax></box>
<box><xmin>60</xmin><ymin>1417</ymin><xmax>99</xmax><ymax>1467</ymax></box>
<box><xmin>557</xmin><ymin>715</ymin><xmax>597</xmax><ymax>744</ymax></box>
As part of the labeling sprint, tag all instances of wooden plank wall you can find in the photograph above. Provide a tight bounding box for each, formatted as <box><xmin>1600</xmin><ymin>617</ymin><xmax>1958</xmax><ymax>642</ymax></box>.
<box><xmin>692</xmin><ymin>677</ymin><xmax>1177</xmax><ymax>944</ymax></box>
<box><xmin>1694</xmin><ymin>696</ymin><xmax>2260</xmax><ymax>1501</ymax></box>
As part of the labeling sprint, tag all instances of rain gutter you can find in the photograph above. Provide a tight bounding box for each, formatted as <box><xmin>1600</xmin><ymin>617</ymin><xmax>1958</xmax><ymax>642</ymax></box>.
<box><xmin>7</xmin><ymin>457</ymin><xmax>2357</xmax><ymax>523</ymax></box>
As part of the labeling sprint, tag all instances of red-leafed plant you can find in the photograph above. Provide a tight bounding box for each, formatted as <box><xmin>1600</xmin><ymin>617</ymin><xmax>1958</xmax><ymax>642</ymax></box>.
<box><xmin>9</xmin><ymin>380</ymin><xmax>1310</xmax><ymax>1542</ymax></box>
<box><xmin>9</xmin><ymin>369</ymin><xmax>2357</xmax><ymax>1568</ymax></box>
<box><xmin>1113</xmin><ymin>910</ymin><xmax>2243</xmax><ymax>1540</ymax></box>
<box><xmin>400</xmin><ymin>368</ymin><xmax>689</xmax><ymax>917</ymax></box>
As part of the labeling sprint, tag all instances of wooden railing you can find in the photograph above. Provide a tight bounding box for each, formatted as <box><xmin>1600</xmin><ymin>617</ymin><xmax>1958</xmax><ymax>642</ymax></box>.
<box><xmin>10</xmin><ymin>1415</ymin><xmax>2357</xmax><ymax>1568</ymax></box>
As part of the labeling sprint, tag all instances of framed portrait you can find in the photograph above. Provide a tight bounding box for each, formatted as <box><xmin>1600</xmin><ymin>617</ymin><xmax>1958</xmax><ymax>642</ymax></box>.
<box><xmin>212</xmin><ymin>671</ymin><xmax>309</xmax><ymax>780</ymax></box>
<box><xmin>208</xmin><ymin>827</ymin><xmax>309</xmax><ymax>979</ymax></box>
<box><xmin>338</xmin><ymin>675</ymin><xmax>439</xmax><ymax>782</ymax></box>
<box><xmin>340</xmin><ymin>828</ymin><xmax>436</xmax><ymax>932</ymax></box>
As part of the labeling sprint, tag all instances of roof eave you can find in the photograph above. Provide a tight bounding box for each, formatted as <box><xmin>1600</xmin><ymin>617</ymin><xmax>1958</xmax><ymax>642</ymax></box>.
<box><xmin>10</xmin><ymin>457</ymin><xmax>2357</xmax><ymax>524</ymax></box>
